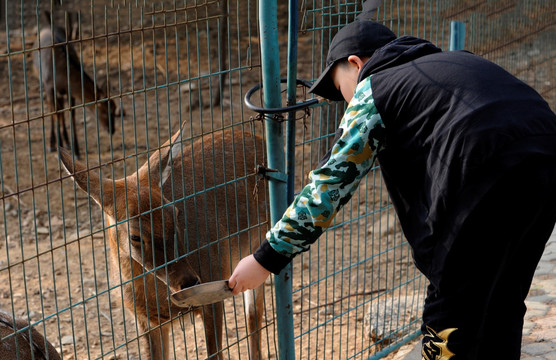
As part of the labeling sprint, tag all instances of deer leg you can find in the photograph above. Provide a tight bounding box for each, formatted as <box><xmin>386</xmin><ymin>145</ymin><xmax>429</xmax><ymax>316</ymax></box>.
<box><xmin>202</xmin><ymin>302</ymin><xmax>223</xmax><ymax>359</ymax></box>
<box><xmin>136</xmin><ymin>316</ymin><xmax>169</xmax><ymax>360</ymax></box>
<box><xmin>50</xmin><ymin>112</ymin><xmax>67</xmax><ymax>153</ymax></box>
<box><xmin>46</xmin><ymin>91</ymin><xmax>59</xmax><ymax>153</ymax></box>
<box><xmin>245</xmin><ymin>286</ymin><xmax>264</xmax><ymax>360</ymax></box>
<box><xmin>68</xmin><ymin>96</ymin><xmax>80</xmax><ymax>159</ymax></box>
<box><xmin>49</xmin><ymin>112</ymin><xmax>58</xmax><ymax>152</ymax></box>
<box><xmin>52</xmin><ymin>94</ymin><xmax>72</xmax><ymax>153</ymax></box>
<box><xmin>147</xmin><ymin>322</ymin><xmax>170</xmax><ymax>360</ymax></box>
<box><xmin>59</xmin><ymin>117</ymin><xmax>70</xmax><ymax>151</ymax></box>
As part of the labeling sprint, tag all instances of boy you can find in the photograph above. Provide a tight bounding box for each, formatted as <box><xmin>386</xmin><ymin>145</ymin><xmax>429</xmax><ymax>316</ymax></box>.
<box><xmin>228</xmin><ymin>19</ymin><xmax>556</xmax><ymax>359</ymax></box>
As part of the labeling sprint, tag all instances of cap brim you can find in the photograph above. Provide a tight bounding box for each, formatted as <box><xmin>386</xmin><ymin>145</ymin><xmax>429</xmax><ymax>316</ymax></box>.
<box><xmin>308</xmin><ymin>63</ymin><xmax>345</xmax><ymax>102</ymax></box>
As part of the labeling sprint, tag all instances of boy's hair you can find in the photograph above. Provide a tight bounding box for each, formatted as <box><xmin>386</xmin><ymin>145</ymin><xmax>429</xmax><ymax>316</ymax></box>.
<box><xmin>335</xmin><ymin>58</ymin><xmax>351</xmax><ymax>68</ymax></box>
<box><xmin>335</xmin><ymin>55</ymin><xmax>372</xmax><ymax>70</ymax></box>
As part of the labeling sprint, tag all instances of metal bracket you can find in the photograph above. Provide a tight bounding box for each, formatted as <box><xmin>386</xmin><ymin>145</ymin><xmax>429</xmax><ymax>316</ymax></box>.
<box><xmin>255</xmin><ymin>165</ymin><xmax>288</xmax><ymax>183</ymax></box>
<box><xmin>244</xmin><ymin>78</ymin><xmax>325</xmax><ymax>115</ymax></box>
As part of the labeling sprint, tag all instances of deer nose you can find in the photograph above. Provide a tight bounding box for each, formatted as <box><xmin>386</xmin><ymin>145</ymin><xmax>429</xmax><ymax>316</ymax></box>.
<box><xmin>180</xmin><ymin>278</ymin><xmax>200</xmax><ymax>290</ymax></box>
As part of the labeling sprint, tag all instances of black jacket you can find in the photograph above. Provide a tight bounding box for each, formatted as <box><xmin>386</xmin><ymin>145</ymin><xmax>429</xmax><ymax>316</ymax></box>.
<box><xmin>363</xmin><ymin>36</ymin><xmax>556</xmax><ymax>285</ymax></box>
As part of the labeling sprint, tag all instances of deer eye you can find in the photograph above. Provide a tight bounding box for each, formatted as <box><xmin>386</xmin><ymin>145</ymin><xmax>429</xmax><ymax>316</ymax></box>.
<box><xmin>129</xmin><ymin>235</ymin><xmax>142</xmax><ymax>245</ymax></box>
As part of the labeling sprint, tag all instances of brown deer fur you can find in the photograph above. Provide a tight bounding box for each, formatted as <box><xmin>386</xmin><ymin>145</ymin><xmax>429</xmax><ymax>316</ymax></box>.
<box><xmin>59</xmin><ymin>128</ymin><xmax>267</xmax><ymax>359</ymax></box>
<box><xmin>0</xmin><ymin>310</ymin><xmax>61</xmax><ymax>360</ymax></box>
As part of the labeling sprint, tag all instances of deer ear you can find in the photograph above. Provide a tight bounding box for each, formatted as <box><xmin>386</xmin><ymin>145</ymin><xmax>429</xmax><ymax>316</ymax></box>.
<box><xmin>137</xmin><ymin>123</ymin><xmax>184</xmax><ymax>188</ymax></box>
<box><xmin>59</xmin><ymin>147</ymin><xmax>115</xmax><ymax>215</ymax></box>
<box><xmin>160</xmin><ymin>126</ymin><xmax>187</xmax><ymax>188</ymax></box>
<box><xmin>136</xmin><ymin>123</ymin><xmax>186</xmax><ymax>188</ymax></box>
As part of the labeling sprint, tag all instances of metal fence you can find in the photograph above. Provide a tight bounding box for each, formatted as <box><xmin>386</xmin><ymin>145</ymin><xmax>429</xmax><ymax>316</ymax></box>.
<box><xmin>0</xmin><ymin>0</ymin><xmax>553</xmax><ymax>359</ymax></box>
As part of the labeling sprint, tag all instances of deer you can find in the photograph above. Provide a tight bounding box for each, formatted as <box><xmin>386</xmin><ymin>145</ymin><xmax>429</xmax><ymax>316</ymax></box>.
<box><xmin>59</xmin><ymin>127</ymin><xmax>267</xmax><ymax>359</ymax></box>
<box><xmin>0</xmin><ymin>310</ymin><xmax>61</xmax><ymax>360</ymax></box>
<box><xmin>33</xmin><ymin>10</ymin><xmax>117</xmax><ymax>159</ymax></box>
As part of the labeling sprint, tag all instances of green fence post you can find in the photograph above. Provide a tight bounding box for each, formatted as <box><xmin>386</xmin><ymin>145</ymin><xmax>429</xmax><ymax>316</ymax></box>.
<box><xmin>281</xmin><ymin>0</ymin><xmax>298</xmax><ymax>355</ymax></box>
<box><xmin>259</xmin><ymin>1</ymin><xmax>296</xmax><ymax>359</ymax></box>
<box><xmin>449</xmin><ymin>20</ymin><xmax>466</xmax><ymax>50</ymax></box>
<box><xmin>286</xmin><ymin>2</ymin><xmax>298</xmax><ymax>196</ymax></box>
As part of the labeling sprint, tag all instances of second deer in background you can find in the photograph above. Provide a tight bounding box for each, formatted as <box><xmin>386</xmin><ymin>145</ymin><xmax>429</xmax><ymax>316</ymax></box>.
<box><xmin>33</xmin><ymin>10</ymin><xmax>117</xmax><ymax>158</ymax></box>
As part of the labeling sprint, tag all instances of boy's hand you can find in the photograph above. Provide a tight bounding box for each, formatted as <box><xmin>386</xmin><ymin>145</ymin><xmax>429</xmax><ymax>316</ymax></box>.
<box><xmin>228</xmin><ymin>255</ymin><xmax>270</xmax><ymax>295</ymax></box>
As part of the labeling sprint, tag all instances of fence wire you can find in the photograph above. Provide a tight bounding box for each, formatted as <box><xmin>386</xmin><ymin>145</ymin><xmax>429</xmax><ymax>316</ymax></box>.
<box><xmin>0</xmin><ymin>0</ymin><xmax>553</xmax><ymax>359</ymax></box>
<box><xmin>291</xmin><ymin>0</ymin><xmax>554</xmax><ymax>358</ymax></box>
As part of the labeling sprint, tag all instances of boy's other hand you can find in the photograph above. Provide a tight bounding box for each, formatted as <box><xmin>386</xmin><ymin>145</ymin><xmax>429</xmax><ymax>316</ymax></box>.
<box><xmin>229</xmin><ymin>255</ymin><xmax>270</xmax><ymax>295</ymax></box>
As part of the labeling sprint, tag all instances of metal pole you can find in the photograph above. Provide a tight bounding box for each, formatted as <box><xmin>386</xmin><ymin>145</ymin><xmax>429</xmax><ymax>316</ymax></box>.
<box><xmin>449</xmin><ymin>20</ymin><xmax>466</xmax><ymax>51</ymax></box>
<box><xmin>259</xmin><ymin>1</ymin><xmax>295</xmax><ymax>359</ymax></box>
<box><xmin>286</xmin><ymin>4</ymin><xmax>298</xmax><ymax>205</ymax></box>
<box><xmin>279</xmin><ymin>0</ymin><xmax>299</xmax><ymax>355</ymax></box>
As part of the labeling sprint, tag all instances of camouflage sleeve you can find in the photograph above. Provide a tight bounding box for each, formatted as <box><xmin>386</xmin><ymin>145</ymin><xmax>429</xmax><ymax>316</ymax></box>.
<box><xmin>262</xmin><ymin>76</ymin><xmax>385</xmax><ymax>263</ymax></box>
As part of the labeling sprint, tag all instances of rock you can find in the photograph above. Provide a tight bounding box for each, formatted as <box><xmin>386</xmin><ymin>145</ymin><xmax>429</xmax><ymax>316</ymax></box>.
<box><xmin>37</xmin><ymin>227</ymin><xmax>50</xmax><ymax>234</ymax></box>
<box><xmin>49</xmin><ymin>216</ymin><xmax>64</xmax><ymax>227</ymax></box>
<box><xmin>364</xmin><ymin>296</ymin><xmax>423</xmax><ymax>342</ymax></box>
<box><xmin>61</xmin><ymin>335</ymin><xmax>75</xmax><ymax>345</ymax></box>
<box><xmin>82</xmin><ymin>278</ymin><xmax>96</xmax><ymax>288</ymax></box>
<box><xmin>319</xmin><ymin>305</ymin><xmax>334</xmax><ymax>316</ymax></box>
<box><xmin>27</xmin><ymin>311</ymin><xmax>38</xmax><ymax>319</ymax></box>
<box><xmin>7</xmin><ymin>235</ymin><xmax>17</xmax><ymax>248</ymax></box>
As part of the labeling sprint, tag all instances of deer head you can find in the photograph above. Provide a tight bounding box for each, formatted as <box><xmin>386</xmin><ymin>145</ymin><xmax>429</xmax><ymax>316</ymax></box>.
<box><xmin>59</xmin><ymin>146</ymin><xmax>200</xmax><ymax>294</ymax></box>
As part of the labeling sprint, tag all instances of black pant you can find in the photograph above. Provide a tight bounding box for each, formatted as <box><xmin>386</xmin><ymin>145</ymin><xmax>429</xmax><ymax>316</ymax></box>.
<box><xmin>421</xmin><ymin>156</ymin><xmax>556</xmax><ymax>360</ymax></box>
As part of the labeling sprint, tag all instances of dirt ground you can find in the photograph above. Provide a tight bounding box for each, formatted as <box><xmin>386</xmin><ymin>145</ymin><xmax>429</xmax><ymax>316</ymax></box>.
<box><xmin>0</xmin><ymin>1</ymin><xmax>421</xmax><ymax>359</ymax></box>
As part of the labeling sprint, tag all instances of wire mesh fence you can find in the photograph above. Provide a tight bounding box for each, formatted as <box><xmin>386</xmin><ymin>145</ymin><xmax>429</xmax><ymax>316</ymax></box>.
<box><xmin>293</xmin><ymin>1</ymin><xmax>553</xmax><ymax>358</ymax></box>
<box><xmin>1</xmin><ymin>1</ymin><xmax>276</xmax><ymax>359</ymax></box>
<box><xmin>0</xmin><ymin>0</ymin><xmax>553</xmax><ymax>359</ymax></box>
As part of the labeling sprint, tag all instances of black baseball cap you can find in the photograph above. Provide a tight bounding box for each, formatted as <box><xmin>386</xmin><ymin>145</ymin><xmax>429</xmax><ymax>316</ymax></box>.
<box><xmin>308</xmin><ymin>20</ymin><xmax>397</xmax><ymax>101</ymax></box>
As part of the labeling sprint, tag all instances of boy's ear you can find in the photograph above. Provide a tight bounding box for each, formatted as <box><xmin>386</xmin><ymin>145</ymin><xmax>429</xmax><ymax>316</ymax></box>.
<box><xmin>347</xmin><ymin>55</ymin><xmax>367</xmax><ymax>71</ymax></box>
